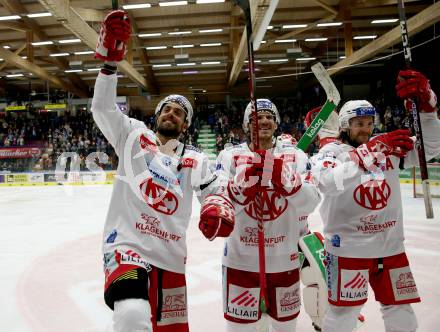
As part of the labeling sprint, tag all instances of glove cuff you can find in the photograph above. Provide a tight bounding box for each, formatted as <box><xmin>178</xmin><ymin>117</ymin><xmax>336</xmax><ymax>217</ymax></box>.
<box><xmin>100</xmin><ymin>62</ymin><xmax>118</xmax><ymax>75</ymax></box>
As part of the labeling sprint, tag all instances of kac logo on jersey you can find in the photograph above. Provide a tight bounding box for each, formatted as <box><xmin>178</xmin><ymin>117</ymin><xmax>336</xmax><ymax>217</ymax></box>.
<box><xmin>244</xmin><ymin>189</ymin><xmax>288</xmax><ymax>221</ymax></box>
<box><xmin>140</xmin><ymin>178</ymin><xmax>179</xmax><ymax>215</ymax></box>
<box><xmin>353</xmin><ymin>179</ymin><xmax>391</xmax><ymax>210</ymax></box>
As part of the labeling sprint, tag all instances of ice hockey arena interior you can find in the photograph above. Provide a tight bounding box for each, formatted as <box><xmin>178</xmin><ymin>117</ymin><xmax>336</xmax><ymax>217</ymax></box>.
<box><xmin>0</xmin><ymin>1</ymin><xmax>439</xmax><ymax>332</ymax></box>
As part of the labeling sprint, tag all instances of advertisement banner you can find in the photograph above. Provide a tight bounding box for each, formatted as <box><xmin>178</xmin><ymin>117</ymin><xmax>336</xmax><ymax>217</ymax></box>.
<box><xmin>44</xmin><ymin>174</ymin><xmax>58</xmax><ymax>183</ymax></box>
<box><xmin>29</xmin><ymin>173</ymin><xmax>44</xmax><ymax>183</ymax></box>
<box><xmin>106</xmin><ymin>171</ymin><xmax>116</xmax><ymax>182</ymax></box>
<box><xmin>0</xmin><ymin>147</ymin><xmax>41</xmax><ymax>159</ymax></box>
<box><xmin>81</xmin><ymin>172</ymin><xmax>106</xmax><ymax>182</ymax></box>
<box><xmin>5</xmin><ymin>174</ymin><xmax>28</xmax><ymax>183</ymax></box>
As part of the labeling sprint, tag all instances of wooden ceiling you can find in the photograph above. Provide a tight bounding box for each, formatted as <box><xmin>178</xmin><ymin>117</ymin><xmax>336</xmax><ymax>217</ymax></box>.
<box><xmin>0</xmin><ymin>0</ymin><xmax>439</xmax><ymax>102</ymax></box>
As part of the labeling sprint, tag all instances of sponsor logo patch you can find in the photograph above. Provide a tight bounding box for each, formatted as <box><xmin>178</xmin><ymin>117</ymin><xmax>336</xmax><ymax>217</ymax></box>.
<box><xmin>158</xmin><ymin>286</ymin><xmax>188</xmax><ymax>326</ymax></box>
<box><xmin>106</xmin><ymin>229</ymin><xmax>117</xmax><ymax>243</ymax></box>
<box><xmin>226</xmin><ymin>285</ymin><xmax>259</xmax><ymax>320</ymax></box>
<box><xmin>276</xmin><ymin>283</ymin><xmax>301</xmax><ymax>318</ymax></box>
<box><xmin>389</xmin><ymin>267</ymin><xmax>419</xmax><ymax>302</ymax></box>
<box><xmin>340</xmin><ymin>269</ymin><xmax>369</xmax><ymax>302</ymax></box>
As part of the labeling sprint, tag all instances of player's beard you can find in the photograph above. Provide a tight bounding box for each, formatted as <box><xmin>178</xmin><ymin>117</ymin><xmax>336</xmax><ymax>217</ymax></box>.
<box><xmin>156</xmin><ymin>122</ymin><xmax>181</xmax><ymax>138</ymax></box>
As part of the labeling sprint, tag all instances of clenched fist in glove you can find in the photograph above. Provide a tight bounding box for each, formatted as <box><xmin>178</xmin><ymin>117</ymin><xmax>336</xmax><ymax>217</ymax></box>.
<box><xmin>95</xmin><ymin>10</ymin><xmax>131</xmax><ymax>62</ymax></box>
<box><xmin>352</xmin><ymin>129</ymin><xmax>414</xmax><ymax>170</ymax></box>
<box><xmin>396</xmin><ymin>70</ymin><xmax>437</xmax><ymax>113</ymax></box>
<box><xmin>199</xmin><ymin>195</ymin><xmax>235</xmax><ymax>241</ymax></box>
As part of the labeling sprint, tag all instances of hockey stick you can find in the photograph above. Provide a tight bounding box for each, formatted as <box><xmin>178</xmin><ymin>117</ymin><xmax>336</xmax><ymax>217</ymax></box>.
<box><xmin>396</xmin><ymin>0</ymin><xmax>434</xmax><ymax>219</ymax></box>
<box><xmin>296</xmin><ymin>62</ymin><xmax>341</xmax><ymax>152</ymax></box>
<box><xmin>233</xmin><ymin>0</ymin><xmax>268</xmax><ymax>312</ymax></box>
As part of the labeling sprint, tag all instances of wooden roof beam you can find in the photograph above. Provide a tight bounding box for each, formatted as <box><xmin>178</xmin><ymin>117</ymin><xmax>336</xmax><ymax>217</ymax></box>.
<box><xmin>0</xmin><ymin>44</ymin><xmax>26</xmax><ymax>71</ymax></box>
<box><xmin>38</xmin><ymin>0</ymin><xmax>149</xmax><ymax>90</ymax></box>
<box><xmin>228</xmin><ymin>0</ymin><xmax>269</xmax><ymax>87</ymax></box>
<box><xmin>311</xmin><ymin>0</ymin><xmax>338</xmax><ymax>15</ymax></box>
<box><xmin>0</xmin><ymin>0</ymin><xmax>90</xmax><ymax>96</ymax></box>
<box><xmin>0</xmin><ymin>47</ymin><xmax>89</xmax><ymax>98</ymax></box>
<box><xmin>329</xmin><ymin>1</ymin><xmax>440</xmax><ymax>75</ymax></box>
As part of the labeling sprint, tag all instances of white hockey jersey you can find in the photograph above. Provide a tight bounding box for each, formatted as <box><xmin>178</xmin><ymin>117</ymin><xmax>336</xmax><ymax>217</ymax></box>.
<box><xmin>217</xmin><ymin>141</ymin><xmax>321</xmax><ymax>273</ymax></box>
<box><xmin>92</xmin><ymin>73</ymin><xmax>218</xmax><ymax>273</ymax></box>
<box><xmin>312</xmin><ymin>112</ymin><xmax>440</xmax><ymax>258</ymax></box>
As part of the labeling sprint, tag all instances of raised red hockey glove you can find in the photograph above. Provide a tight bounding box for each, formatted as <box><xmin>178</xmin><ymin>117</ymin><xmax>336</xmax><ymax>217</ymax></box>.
<box><xmin>351</xmin><ymin>129</ymin><xmax>414</xmax><ymax>170</ymax></box>
<box><xmin>95</xmin><ymin>10</ymin><xmax>131</xmax><ymax>62</ymax></box>
<box><xmin>199</xmin><ymin>195</ymin><xmax>235</xmax><ymax>241</ymax></box>
<box><xmin>396</xmin><ymin>70</ymin><xmax>437</xmax><ymax>113</ymax></box>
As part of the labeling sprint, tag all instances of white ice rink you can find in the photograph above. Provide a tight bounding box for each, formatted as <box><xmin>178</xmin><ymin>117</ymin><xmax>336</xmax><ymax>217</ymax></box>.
<box><xmin>1</xmin><ymin>184</ymin><xmax>439</xmax><ymax>332</ymax></box>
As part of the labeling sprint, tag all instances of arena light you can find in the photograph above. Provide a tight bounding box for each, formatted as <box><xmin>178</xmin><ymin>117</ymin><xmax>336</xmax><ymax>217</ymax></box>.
<box><xmin>177</xmin><ymin>62</ymin><xmax>196</xmax><ymax>66</ymax></box>
<box><xmin>296</xmin><ymin>57</ymin><xmax>316</xmax><ymax>61</ymax></box>
<box><xmin>173</xmin><ymin>44</ymin><xmax>194</xmax><ymax>48</ymax></box>
<box><xmin>65</xmin><ymin>69</ymin><xmax>83</xmax><ymax>73</ymax></box>
<box><xmin>122</xmin><ymin>3</ymin><xmax>151</xmax><ymax>9</ymax></box>
<box><xmin>200</xmin><ymin>43</ymin><xmax>221</xmax><ymax>47</ymax></box>
<box><xmin>317</xmin><ymin>22</ymin><xmax>342</xmax><ymax>27</ymax></box>
<box><xmin>159</xmin><ymin>1</ymin><xmax>188</xmax><ymax>6</ymax></box>
<box><xmin>3</xmin><ymin>45</ymin><xmax>11</xmax><ymax>49</ymax></box>
<box><xmin>31</xmin><ymin>41</ymin><xmax>54</xmax><ymax>46</ymax></box>
<box><xmin>282</xmin><ymin>24</ymin><xmax>307</xmax><ymax>29</ymax></box>
<box><xmin>182</xmin><ymin>70</ymin><xmax>198</xmax><ymax>74</ymax></box>
<box><xmin>305</xmin><ymin>38</ymin><xmax>328</xmax><ymax>42</ymax></box>
<box><xmin>74</xmin><ymin>51</ymin><xmax>94</xmax><ymax>55</ymax></box>
<box><xmin>275</xmin><ymin>39</ymin><xmax>297</xmax><ymax>43</ymax></box>
<box><xmin>50</xmin><ymin>53</ymin><xmax>69</xmax><ymax>57</ymax></box>
<box><xmin>354</xmin><ymin>35</ymin><xmax>377</xmax><ymax>40</ymax></box>
<box><xmin>199</xmin><ymin>28</ymin><xmax>223</xmax><ymax>33</ymax></box>
<box><xmin>27</xmin><ymin>12</ymin><xmax>52</xmax><ymax>18</ymax></box>
<box><xmin>6</xmin><ymin>73</ymin><xmax>24</xmax><ymax>77</ymax></box>
<box><xmin>371</xmin><ymin>19</ymin><xmax>398</xmax><ymax>24</ymax></box>
<box><xmin>268</xmin><ymin>59</ymin><xmax>288</xmax><ymax>63</ymax></box>
<box><xmin>339</xmin><ymin>56</ymin><xmax>346</xmax><ymax>59</ymax></box>
<box><xmin>139</xmin><ymin>33</ymin><xmax>162</xmax><ymax>38</ymax></box>
<box><xmin>201</xmin><ymin>61</ymin><xmax>221</xmax><ymax>65</ymax></box>
<box><xmin>168</xmin><ymin>31</ymin><xmax>192</xmax><ymax>35</ymax></box>
<box><xmin>146</xmin><ymin>46</ymin><xmax>167</xmax><ymax>50</ymax></box>
<box><xmin>0</xmin><ymin>15</ymin><xmax>21</xmax><ymax>21</ymax></box>
<box><xmin>87</xmin><ymin>68</ymin><xmax>101</xmax><ymax>71</ymax></box>
<box><xmin>59</xmin><ymin>39</ymin><xmax>81</xmax><ymax>44</ymax></box>
<box><xmin>153</xmin><ymin>64</ymin><xmax>172</xmax><ymax>68</ymax></box>
<box><xmin>196</xmin><ymin>0</ymin><xmax>225</xmax><ymax>3</ymax></box>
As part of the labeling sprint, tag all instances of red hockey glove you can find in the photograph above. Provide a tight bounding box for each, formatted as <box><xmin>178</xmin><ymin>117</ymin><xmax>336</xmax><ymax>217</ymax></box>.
<box><xmin>305</xmin><ymin>106</ymin><xmax>339</xmax><ymax>147</ymax></box>
<box><xmin>352</xmin><ymin>129</ymin><xmax>414</xmax><ymax>170</ymax></box>
<box><xmin>199</xmin><ymin>195</ymin><xmax>235</xmax><ymax>241</ymax></box>
<box><xmin>396</xmin><ymin>70</ymin><xmax>437</xmax><ymax>113</ymax></box>
<box><xmin>95</xmin><ymin>10</ymin><xmax>131</xmax><ymax>62</ymax></box>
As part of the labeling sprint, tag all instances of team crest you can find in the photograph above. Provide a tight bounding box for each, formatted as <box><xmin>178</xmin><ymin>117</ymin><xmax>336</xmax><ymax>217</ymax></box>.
<box><xmin>139</xmin><ymin>178</ymin><xmax>179</xmax><ymax>215</ymax></box>
<box><xmin>353</xmin><ymin>179</ymin><xmax>391</xmax><ymax>210</ymax></box>
<box><xmin>244</xmin><ymin>188</ymin><xmax>288</xmax><ymax>221</ymax></box>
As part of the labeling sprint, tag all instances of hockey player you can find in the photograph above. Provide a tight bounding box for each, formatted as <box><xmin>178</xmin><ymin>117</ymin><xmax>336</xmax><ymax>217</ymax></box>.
<box><xmin>311</xmin><ymin>70</ymin><xmax>440</xmax><ymax>332</ymax></box>
<box><xmin>92</xmin><ymin>11</ymin><xmax>234</xmax><ymax>332</ymax></box>
<box><xmin>199</xmin><ymin>99</ymin><xmax>321</xmax><ymax>332</ymax></box>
